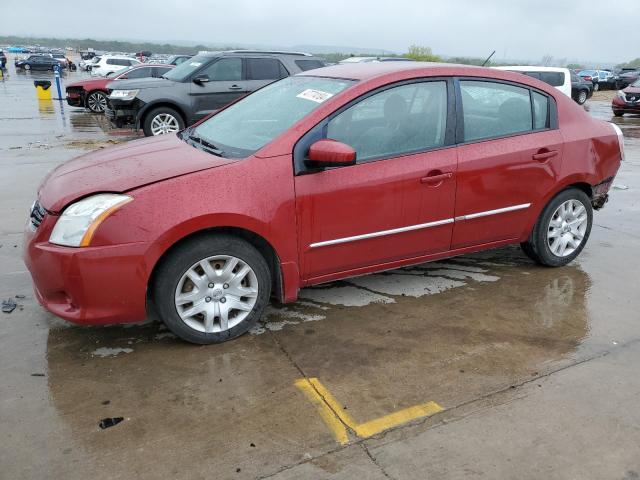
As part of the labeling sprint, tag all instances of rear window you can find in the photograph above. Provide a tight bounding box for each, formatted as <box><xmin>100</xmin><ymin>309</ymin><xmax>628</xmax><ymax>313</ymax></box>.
<box><xmin>106</xmin><ymin>58</ymin><xmax>131</xmax><ymax>66</ymax></box>
<box><xmin>295</xmin><ymin>59</ymin><xmax>326</xmax><ymax>71</ymax></box>
<box><xmin>246</xmin><ymin>58</ymin><xmax>288</xmax><ymax>80</ymax></box>
<box><xmin>538</xmin><ymin>72</ymin><xmax>565</xmax><ymax>87</ymax></box>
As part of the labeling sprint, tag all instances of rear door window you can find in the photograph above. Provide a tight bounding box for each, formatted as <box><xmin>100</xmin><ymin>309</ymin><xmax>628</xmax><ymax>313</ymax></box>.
<box><xmin>460</xmin><ymin>80</ymin><xmax>533</xmax><ymax>142</ymax></box>
<box><xmin>200</xmin><ymin>58</ymin><xmax>242</xmax><ymax>81</ymax></box>
<box><xmin>246</xmin><ymin>58</ymin><xmax>288</xmax><ymax>80</ymax></box>
<box><xmin>153</xmin><ymin>66</ymin><xmax>173</xmax><ymax>77</ymax></box>
<box><xmin>125</xmin><ymin>67</ymin><xmax>152</xmax><ymax>79</ymax></box>
<box><xmin>532</xmin><ymin>92</ymin><xmax>549</xmax><ymax>130</ymax></box>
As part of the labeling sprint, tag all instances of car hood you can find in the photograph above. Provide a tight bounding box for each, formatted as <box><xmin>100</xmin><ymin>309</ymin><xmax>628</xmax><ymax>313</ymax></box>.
<box><xmin>38</xmin><ymin>134</ymin><xmax>235</xmax><ymax>213</ymax></box>
<box><xmin>66</xmin><ymin>78</ymin><xmax>109</xmax><ymax>89</ymax></box>
<box><xmin>623</xmin><ymin>85</ymin><xmax>640</xmax><ymax>94</ymax></box>
<box><xmin>106</xmin><ymin>77</ymin><xmax>175</xmax><ymax>90</ymax></box>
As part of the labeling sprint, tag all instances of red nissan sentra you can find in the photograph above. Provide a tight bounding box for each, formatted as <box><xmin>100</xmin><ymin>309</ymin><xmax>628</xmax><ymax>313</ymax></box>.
<box><xmin>24</xmin><ymin>62</ymin><xmax>624</xmax><ymax>344</ymax></box>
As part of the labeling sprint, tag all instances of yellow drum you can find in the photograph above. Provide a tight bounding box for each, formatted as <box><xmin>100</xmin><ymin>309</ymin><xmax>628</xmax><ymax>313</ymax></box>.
<box><xmin>34</xmin><ymin>81</ymin><xmax>52</xmax><ymax>100</ymax></box>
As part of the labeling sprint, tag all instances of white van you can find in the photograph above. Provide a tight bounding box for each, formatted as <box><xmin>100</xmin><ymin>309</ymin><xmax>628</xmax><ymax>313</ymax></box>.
<box><xmin>493</xmin><ymin>66</ymin><xmax>572</xmax><ymax>98</ymax></box>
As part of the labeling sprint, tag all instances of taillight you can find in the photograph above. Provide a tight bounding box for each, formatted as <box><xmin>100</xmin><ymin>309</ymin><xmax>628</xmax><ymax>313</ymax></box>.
<box><xmin>610</xmin><ymin>123</ymin><xmax>625</xmax><ymax>162</ymax></box>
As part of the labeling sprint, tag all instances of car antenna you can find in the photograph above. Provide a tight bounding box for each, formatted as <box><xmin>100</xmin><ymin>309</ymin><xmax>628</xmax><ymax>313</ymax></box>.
<box><xmin>481</xmin><ymin>50</ymin><xmax>496</xmax><ymax>67</ymax></box>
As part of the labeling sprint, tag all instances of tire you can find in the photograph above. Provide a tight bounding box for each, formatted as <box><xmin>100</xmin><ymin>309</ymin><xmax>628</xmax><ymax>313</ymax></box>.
<box><xmin>593</xmin><ymin>82</ymin><xmax>599</xmax><ymax>92</ymax></box>
<box><xmin>86</xmin><ymin>91</ymin><xmax>108</xmax><ymax>113</ymax></box>
<box><xmin>614</xmin><ymin>111</ymin><xmax>624</xmax><ymax>117</ymax></box>
<box><xmin>143</xmin><ymin>106</ymin><xmax>185</xmax><ymax>136</ymax></box>
<box><xmin>520</xmin><ymin>188</ymin><xmax>593</xmax><ymax>267</ymax></box>
<box><xmin>152</xmin><ymin>234</ymin><xmax>271</xmax><ymax>344</ymax></box>
<box><xmin>577</xmin><ymin>90</ymin><xmax>588</xmax><ymax>105</ymax></box>
<box><xmin>24</xmin><ymin>64</ymin><xmax>31</xmax><ymax>71</ymax></box>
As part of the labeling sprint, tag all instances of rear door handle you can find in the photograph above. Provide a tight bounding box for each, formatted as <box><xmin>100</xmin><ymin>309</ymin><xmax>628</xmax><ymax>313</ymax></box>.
<box><xmin>420</xmin><ymin>172</ymin><xmax>453</xmax><ymax>185</ymax></box>
<box><xmin>228</xmin><ymin>85</ymin><xmax>243</xmax><ymax>90</ymax></box>
<box><xmin>532</xmin><ymin>150</ymin><xmax>558</xmax><ymax>161</ymax></box>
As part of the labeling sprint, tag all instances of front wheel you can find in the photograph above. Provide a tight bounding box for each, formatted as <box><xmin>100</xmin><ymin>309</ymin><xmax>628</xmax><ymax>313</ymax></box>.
<box><xmin>614</xmin><ymin>111</ymin><xmax>624</xmax><ymax>117</ymax></box>
<box><xmin>23</xmin><ymin>64</ymin><xmax>31</xmax><ymax>71</ymax></box>
<box><xmin>593</xmin><ymin>82</ymin><xmax>599</xmax><ymax>92</ymax></box>
<box><xmin>143</xmin><ymin>107</ymin><xmax>185</xmax><ymax>136</ymax></box>
<box><xmin>86</xmin><ymin>91</ymin><xmax>108</xmax><ymax>113</ymax></box>
<box><xmin>521</xmin><ymin>188</ymin><xmax>593</xmax><ymax>267</ymax></box>
<box><xmin>153</xmin><ymin>235</ymin><xmax>271</xmax><ymax>344</ymax></box>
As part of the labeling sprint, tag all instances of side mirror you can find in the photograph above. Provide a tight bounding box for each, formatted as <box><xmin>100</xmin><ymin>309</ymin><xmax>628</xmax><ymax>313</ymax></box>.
<box><xmin>193</xmin><ymin>74</ymin><xmax>210</xmax><ymax>85</ymax></box>
<box><xmin>306</xmin><ymin>139</ymin><xmax>356</xmax><ymax>168</ymax></box>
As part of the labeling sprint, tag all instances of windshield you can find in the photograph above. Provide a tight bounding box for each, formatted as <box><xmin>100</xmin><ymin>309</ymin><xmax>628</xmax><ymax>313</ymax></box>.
<box><xmin>188</xmin><ymin>76</ymin><xmax>355</xmax><ymax>158</ymax></box>
<box><xmin>632</xmin><ymin>79</ymin><xmax>640</xmax><ymax>87</ymax></box>
<box><xmin>578</xmin><ymin>70</ymin><xmax>596</xmax><ymax>76</ymax></box>
<box><xmin>162</xmin><ymin>54</ymin><xmax>212</xmax><ymax>81</ymax></box>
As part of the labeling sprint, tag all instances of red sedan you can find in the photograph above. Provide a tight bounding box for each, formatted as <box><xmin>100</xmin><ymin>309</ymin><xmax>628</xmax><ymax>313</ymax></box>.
<box><xmin>612</xmin><ymin>81</ymin><xmax>640</xmax><ymax>117</ymax></box>
<box><xmin>65</xmin><ymin>63</ymin><xmax>174</xmax><ymax>113</ymax></box>
<box><xmin>25</xmin><ymin>63</ymin><xmax>623</xmax><ymax>344</ymax></box>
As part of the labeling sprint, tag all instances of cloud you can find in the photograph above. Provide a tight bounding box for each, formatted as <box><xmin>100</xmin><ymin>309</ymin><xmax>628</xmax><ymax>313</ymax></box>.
<box><xmin>2</xmin><ymin>0</ymin><xmax>637</xmax><ymax>63</ymax></box>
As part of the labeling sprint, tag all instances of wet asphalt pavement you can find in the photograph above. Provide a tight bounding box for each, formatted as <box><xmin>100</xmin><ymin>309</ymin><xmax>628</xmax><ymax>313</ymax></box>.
<box><xmin>1</xmin><ymin>55</ymin><xmax>640</xmax><ymax>479</ymax></box>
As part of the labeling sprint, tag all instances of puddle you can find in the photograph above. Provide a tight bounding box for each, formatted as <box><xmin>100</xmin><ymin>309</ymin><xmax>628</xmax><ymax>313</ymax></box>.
<box><xmin>91</xmin><ymin>347</ymin><xmax>134</xmax><ymax>358</ymax></box>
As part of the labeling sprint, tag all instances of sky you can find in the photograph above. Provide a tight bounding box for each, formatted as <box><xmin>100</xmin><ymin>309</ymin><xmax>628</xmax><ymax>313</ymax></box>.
<box><xmin>2</xmin><ymin>0</ymin><xmax>639</xmax><ymax>64</ymax></box>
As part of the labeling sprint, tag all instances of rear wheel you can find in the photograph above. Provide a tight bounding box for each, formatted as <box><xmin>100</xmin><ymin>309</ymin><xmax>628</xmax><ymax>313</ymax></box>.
<box><xmin>153</xmin><ymin>234</ymin><xmax>271</xmax><ymax>344</ymax></box>
<box><xmin>521</xmin><ymin>188</ymin><xmax>592</xmax><ymax>267</ymax></box>
<box><xmin>577</xmin><ymin>90</ymin><xmax>588</xmax><ymax>105</ymax></box>
<box><xmin>86</xmin><ymin>91</ymin><xmax>108</xmax><ymax>113</ymax></box>
<box><xmin>593</xmin><ymin>82</ymin><xmax>599</xmax><ymax>91</ymax></box>
<box><xmin>143</xmin><ymin>106</ymin><xmax>185</xmax><ymax>136</ymax></box>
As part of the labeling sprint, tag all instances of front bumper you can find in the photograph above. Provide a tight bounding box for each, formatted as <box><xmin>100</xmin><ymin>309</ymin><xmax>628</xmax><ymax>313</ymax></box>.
<box><xmin>612</xmin><ymin>97</ymin><xmax>640</xmax><ymax>114</ymax></box>
<box><xmin>105</xmin><ymin>98</ymin><xmax>138</xmax><ymax>126</ymax></box>
<box><xmin>23</xmin><ymin>214</ymin><xmax>150</xmax><ymax>325</ymax></box>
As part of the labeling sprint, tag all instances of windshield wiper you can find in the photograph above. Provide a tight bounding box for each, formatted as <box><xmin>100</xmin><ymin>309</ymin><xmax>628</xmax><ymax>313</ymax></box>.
<box><xmin>186</xmin><ymin>131</ymin><xmax>225</xmax><ymax>157</ymax></box>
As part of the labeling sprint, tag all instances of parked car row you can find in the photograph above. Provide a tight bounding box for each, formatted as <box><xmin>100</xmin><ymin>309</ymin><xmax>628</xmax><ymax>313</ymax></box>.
<box><xmin>66</xmin><ymin>64</ymin><xmax>174</xmax><ymax>112</ymax></box>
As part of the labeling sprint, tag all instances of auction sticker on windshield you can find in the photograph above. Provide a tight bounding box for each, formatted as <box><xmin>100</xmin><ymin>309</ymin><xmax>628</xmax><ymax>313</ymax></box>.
<box><xmin>296</xmin><ymin>89</ymin><xmax>334</xmax><ymax>103</ymax></box>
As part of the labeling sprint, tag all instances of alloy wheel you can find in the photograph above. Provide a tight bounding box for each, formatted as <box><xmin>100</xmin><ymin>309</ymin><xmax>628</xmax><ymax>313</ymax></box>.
<box><xmin>174</xmin><ymin>255</ymin><xmax>259</xmax><ymax>333</ymax></box>
<box><xmin>87</xmin><ymin>92</ymin><xmax>107</xmax><ymax>112</ymax></box>
<box><xmin>547</xmin><ymin>199</ymin><xmax>588</xmax><ymax>257</ymax></box>
<box><xmin>578</xmin><ymin>91</ymin><xmax>587</xmax><ymax>104</ymax></box>
<box><xmin>150</xmin><ymin>113</ymin><xmax>180</xmax><ymax>135</ymax></box>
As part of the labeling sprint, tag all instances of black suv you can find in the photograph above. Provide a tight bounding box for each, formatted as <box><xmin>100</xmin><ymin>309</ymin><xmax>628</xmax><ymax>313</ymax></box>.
<box><xmin>106</xmin><ymin>50</ymin><xmax>326</xmax><ymax>136</ymax></box>
<box><xmin>570</xmin><ymin>71</ymin><xmax>593</xmax><ymax>105</ymax></box>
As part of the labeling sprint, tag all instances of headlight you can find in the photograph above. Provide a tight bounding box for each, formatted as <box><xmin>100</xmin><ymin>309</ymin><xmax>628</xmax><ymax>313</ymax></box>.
<box><xmin>49</xmin><ymin>194</ymin><xmax>132</xmax><ymax>247</ymax></box>
<box><xmin>617</xmin><ymin>90</ymin><xmax>627</xmax><ymax>100</ymax></box>
<box><xmin>109</xmin><ymin>89</ymin><xmax>139</xmax><ymax>101</ymax></box>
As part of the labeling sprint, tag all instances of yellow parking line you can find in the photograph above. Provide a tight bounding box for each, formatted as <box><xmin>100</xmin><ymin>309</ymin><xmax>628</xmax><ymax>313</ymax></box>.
<box><xmin>294</xmin><ymin>378</ymin><xmax>349</xmax><ymax>445</ymax></box>
<box><xmin>355</xmin><ymin>401</ymin><xmax>443</xmax><ymax>437</ymax></box>
<box><xmin>295</xmin><ymin>377</ymin><xmax>443</xmax><ymax>443</ymax></box>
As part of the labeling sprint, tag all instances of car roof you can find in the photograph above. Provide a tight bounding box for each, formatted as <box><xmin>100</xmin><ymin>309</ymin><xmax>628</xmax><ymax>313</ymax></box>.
<box><xmin>495</xmin><ymin>65</ymin><xmax>569</xmax><ymax>74</ymax></box>
<box><xmin>299</xmin><ymin>61</ymin><xmax>485</xmax><ymax>80</ymax></box>
<box><xmin>196</xmin><ymin>50</ymin><xmax>322</xmax><ymax>59</ymax></box>
<box><xmin>297</xmin><ymin>62</ymin><xmax>562</xmax><ymax>96</ymax></box>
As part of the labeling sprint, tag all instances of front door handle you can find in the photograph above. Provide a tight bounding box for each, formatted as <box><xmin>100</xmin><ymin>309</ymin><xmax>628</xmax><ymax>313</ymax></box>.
<box><xmin>420</xmin><ymin>171</ymin><xmax>453</xmax><ymax>186</ymax></box>
<box><xmin>228</xmin><ymin>85</ymin><xmax>243</xmax><ymax>91</ymax></box>
<box><xmin>532</xmin><ymin>150</ymin><xmax>558</xmax><ymax>162</ymax></box>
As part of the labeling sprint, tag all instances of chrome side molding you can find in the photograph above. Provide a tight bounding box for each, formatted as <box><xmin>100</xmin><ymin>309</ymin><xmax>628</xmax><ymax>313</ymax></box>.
<box><xmin>309</xmin><ymin>203</ymin><xmax>531</xmax><ymax>249</ymax></box>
